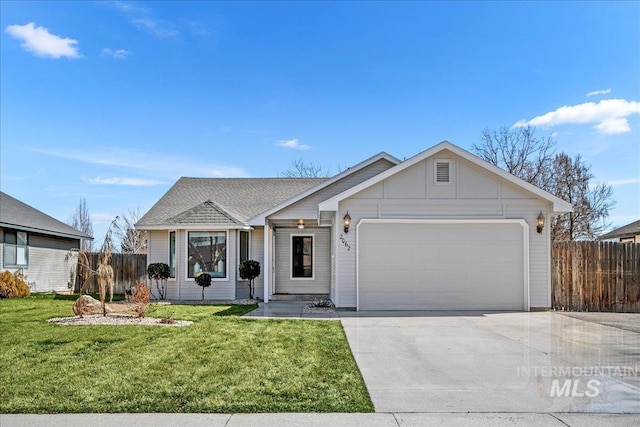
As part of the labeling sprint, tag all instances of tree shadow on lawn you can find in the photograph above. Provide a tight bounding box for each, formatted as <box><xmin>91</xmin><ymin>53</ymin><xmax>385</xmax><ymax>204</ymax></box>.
<box><xmin>211</xmin><ymin>304</ymin><xmax>258</xmax><ymax>317</ymax></box>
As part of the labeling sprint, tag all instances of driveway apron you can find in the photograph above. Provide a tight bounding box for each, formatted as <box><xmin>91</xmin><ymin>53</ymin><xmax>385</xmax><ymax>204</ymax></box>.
<box><xmin>339</xmin><ymin>311</ymin><xmax>640</xmax><ymax>413</ymax></box>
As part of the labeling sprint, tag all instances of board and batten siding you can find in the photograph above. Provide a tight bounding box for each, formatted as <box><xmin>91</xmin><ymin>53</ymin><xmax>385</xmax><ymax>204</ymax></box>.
<box><xmin>275</xmin><ymin>227</ymin><xmax>331</xmax><ymax>294</ymax></box>
<box><xmin>269</xmin><ymin>158</ymin><xmax>396</xmax><ymax>220</ymax></box>
<box><xmin>335</xmin><ymin>151</ymin><xmax>552</xmax><ymax>308</ymax></box>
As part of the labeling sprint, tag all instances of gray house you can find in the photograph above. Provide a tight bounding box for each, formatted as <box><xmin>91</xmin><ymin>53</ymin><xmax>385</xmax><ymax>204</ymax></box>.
<box><xmin>0</xmin><ymin>192</ymin><xmax>92</xmax><ymax>293</ymax></box>
<box><xmin>137</xmin><ymin>142</ymin><xmax>572</xmax><ymax>311</ymax></box>
<box><xmin>598</xmin><ymin>220</ymin><xmax>640</xmax><ymax>243</ymax></box>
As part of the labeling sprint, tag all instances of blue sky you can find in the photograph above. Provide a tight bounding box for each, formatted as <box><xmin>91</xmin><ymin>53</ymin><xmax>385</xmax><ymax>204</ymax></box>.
<box><xmin>1</xmin><ymin>1</ymin><xmax>639</xmax><ymax>243</ymax></box>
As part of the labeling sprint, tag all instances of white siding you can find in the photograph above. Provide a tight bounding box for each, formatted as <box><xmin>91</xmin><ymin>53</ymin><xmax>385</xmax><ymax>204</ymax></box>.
<box><xmin>12</xmin><ymin>247</ymin><xmax>77</xmax><ymax>293</ymax></box>
<box><xmin>335</xmin><ymin>151</ymin><xmax>552</xmax><ymax>308</ymax></box>
<box><xmin>274</xmin><ymin>228</ymin><xmax>330</xmax><ymax>294</ymax></box>
<box><xmin>1</xmin><ymin>228</ymin><xmax>79</xmax><ymax>293</ymax></box>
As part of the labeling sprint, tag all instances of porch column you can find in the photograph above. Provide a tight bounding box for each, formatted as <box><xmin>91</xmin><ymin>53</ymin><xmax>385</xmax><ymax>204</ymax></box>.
<box><xmin>263</xmin><ymin>222</ymin><xmax>271</xmax><ymax>303</ymax></box>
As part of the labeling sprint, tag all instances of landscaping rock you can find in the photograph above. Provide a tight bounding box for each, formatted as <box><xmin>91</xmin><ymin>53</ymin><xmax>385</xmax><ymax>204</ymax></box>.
<box><xmin>73</xmin><ymin>295</ymin><xmax>112</xmax><ymax>317</ymax></box>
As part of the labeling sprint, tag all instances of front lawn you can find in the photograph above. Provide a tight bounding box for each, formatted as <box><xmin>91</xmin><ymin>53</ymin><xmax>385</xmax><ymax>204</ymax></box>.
<box><xmin>0</xmin><ymin>295</ymin><xmax>372</xmax><ymax>413</ymax></box>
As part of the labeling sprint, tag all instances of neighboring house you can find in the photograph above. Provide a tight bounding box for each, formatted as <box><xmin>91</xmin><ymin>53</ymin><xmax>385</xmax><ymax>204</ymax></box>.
<box><xmin>0</xmin><ymin>192</ymin><xmax>92</xmax><ymax>292</ymax></box>
<box><xmin>137</xmin><ymin>142</ymin><xmax>572</xmax><ymax>311</ymax></box>
<box><xmin>598</xmin><ymin>220</ymin><xmax>640</xmax><ymax>243</ymax></box>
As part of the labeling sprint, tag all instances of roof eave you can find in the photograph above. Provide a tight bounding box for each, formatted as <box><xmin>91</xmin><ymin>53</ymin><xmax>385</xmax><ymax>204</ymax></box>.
<box><xmin>0</xmin><ymin>222</ymin><xmax>93</xmax><ymax>240</ymax></box>
<box><xmin>136</xmin><ymin>223</ymin><xmax>251</xmax><ymax>231</ymax></box>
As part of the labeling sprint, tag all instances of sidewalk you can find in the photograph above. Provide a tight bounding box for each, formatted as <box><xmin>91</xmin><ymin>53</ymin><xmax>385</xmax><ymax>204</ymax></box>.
<box><xmin>2</xmin><ymin>412</ymin><xmax>639</xmax><ymax>426</ymax></box>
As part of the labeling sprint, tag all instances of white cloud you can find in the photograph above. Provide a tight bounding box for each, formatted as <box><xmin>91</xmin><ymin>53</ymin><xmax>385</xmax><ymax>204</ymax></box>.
<box><xmin>513</xmin><ymin>99</ymin><xmax>640</xmax><ymax>135</ymax></box>
<box><xmin>607</xmin><ymin>178</ymin><xmax>640</xmax><ymax>188</ymax></box>
<box><xmin>587</xmin><ymin>88</ymin><xmax>611</xmax><ymax>97</ymax></box>
<box><xmin>28</xmin><ymin>146</ymin><xmax>250</xmax><ymax>179</ymax></box>
<box><xmin>5</xmin><ymin>22</ymin><xmax>80</xmax><ymax>59</ymax></box>
<box><xmin>276</xmin><ymin>138</ymin><xmax>311</xmax><ymax>150</ymax></box>
<box><xmin>84</xmin><ymin>177</ymin><xmax>165</xmax><ymax>186</ymax></box>
<box><xmin>91</xmin><ymin>212</ymin><xmax>119</xmax><ymax>223</ymax></box>
<box><xmin>102</xmin><ymin>48</ymin><xmax>133</xmax><ymax>59</ymax></box>
<box><xmin>109</xmin><ymin>1</ymin><xmax>178</xmax><ymax>38</ymax></box>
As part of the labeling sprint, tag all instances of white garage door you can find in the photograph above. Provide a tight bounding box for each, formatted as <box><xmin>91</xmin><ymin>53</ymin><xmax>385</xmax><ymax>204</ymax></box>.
<box><xmin>358</xmin><ymin>220</ymin><xmax>528</xmax><ymax>311</ymax></box>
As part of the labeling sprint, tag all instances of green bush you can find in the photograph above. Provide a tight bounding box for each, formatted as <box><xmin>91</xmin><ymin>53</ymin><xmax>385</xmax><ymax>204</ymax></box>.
<box><xmin>0</xmin><ymin>271</ymin><xmax>31</xmax><ymax>298</ymax></box>
<box><xmin>194</xmin><ymin>272</ymin><xmax>212</xmax><ymax>301</ymax></box>
<box><xmin>147</xmin><ymin>263</ymin><xmax>170</xmax><ymax>300</ymax></box>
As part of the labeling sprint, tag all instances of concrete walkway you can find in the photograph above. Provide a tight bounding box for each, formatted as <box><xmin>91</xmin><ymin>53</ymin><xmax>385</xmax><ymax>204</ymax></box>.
<box><xmin>3</xmin><ymin>412</ymin><xmax>639</xmax><ymax>427</ymax></box>
<box><xmin>242</xmin><ymin>301</ymin><xmax>340</xmax><ymax>319</ymax></box>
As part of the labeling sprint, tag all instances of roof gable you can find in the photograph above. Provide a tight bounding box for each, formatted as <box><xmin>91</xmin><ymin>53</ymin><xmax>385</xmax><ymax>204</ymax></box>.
<box><xmin>166</xmin><ymin>200</ymin><xmax>243</xmax><ymax>225</ymax></box>
<box><xmin>0</xmin><ymin>192</ymin><xmax>92</xmax><ymax>240</ymax></box>
<box><xmin>318</xmin><ymin>141</ymin><xmax>573</xmax><ymax>213</ymax></box>
<box><xmin>136</xmin><ymin>178</ymin><xmax>327</xmax><ymax>228</ymax></box>
<box><xmin>248</xmin><ymin>152</ymin><xmax>400</xmax><ymax>225</ymax></box>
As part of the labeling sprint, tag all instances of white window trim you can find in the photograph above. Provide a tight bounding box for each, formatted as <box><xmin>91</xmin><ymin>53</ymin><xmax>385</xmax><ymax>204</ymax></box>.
<box><xmin>168</xmin><ymin>230</ymin><xmax>177</xmax><ymax>281</ymax></box>
<box><xmin>185</xmin><ymin>230</ymin><xmax>229</xmax><ymax>282</ymax></box>
<box><xmin>290</xmin><ymin>233</ymin><xmax>315</xmax><ymax>281</ymax></box>
<box><xmin>237</xmin><ymin>230</ymin><xmax>251</xmax><ymax>281</ymax></box>
<box><xmin>3</xmin><ymin>231</ymin><xmax>28</xmax><ymax>268</ymax></box>
<box><xmin>434</xmin><ymin>158</ymin><xmax>453</xmax><ymax>186</ymax></box>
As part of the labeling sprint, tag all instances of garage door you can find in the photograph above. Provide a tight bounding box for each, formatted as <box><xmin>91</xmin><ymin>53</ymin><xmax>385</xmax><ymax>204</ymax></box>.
<box><xmin>358</xmin><ymin>220</ymin><xmax>528</xmax><ymax>311</ymax></box>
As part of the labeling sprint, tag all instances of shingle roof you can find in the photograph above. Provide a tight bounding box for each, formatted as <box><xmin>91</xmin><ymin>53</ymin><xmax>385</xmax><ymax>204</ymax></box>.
<box><xmin>0</xmin><ymin>192</ymin><xmax>92</xmax><ymax>240</ymax></box>
<box><xmin>598</xmin><ymin>220</ymin><xmax>640</xmax><ymax>240</ymax></box>
<box><xmin>136</xmin><ymin>178</ymin><xmax>328</xmax><ymax>227</ymax></box>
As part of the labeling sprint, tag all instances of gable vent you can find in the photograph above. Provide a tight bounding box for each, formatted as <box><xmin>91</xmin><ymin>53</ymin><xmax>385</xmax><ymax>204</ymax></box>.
<box><xmin>436</xmin><ymin>162</ymin><xmax>450</xmax><ymax>183</ymax></box>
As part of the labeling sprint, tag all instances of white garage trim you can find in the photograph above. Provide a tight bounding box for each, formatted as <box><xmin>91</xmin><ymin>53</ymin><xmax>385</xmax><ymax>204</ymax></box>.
<box><xmin>355</xmin><ymin>218</ymin><xmax>530</xmax><ymax>311</ymax></box>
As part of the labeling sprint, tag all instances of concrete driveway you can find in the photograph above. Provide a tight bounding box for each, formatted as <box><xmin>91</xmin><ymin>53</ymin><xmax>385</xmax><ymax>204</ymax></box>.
<box><xmin>340</xmin><ymin>311</ymin><xmax>640</xmax><ymax>413</ymax></box>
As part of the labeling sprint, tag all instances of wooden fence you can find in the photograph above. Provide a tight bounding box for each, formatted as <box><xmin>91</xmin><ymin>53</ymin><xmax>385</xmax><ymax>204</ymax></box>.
<box><xmin>77</xmin><ymin>253</ymin><xmax>147</xmax><ymax>295</ymax></box>
<box><xmin>552</xmin><ymin>241</ymin><xmax>640</xmax><ymax>312</ymax></box>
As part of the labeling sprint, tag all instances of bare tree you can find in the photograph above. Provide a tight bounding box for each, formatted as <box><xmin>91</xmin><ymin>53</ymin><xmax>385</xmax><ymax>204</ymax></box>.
<box><xmin>473</xmin><ymin>127</ymin><xmax>614</xmax><ymax>241</ymax></box>
<box><xmin>282</xmin><ymin>159</ymin><xmax>332</xmax><ymax>178</ymax></box>
<box><xmin>548</xmin><ymin>153</ymin><xmax>614</xmax><ymax>241</ymax></box>
<box><xmin>115</xmin><ymin>207</ymin><xmax>148</xmax><ymax>253</ymax></box>
<box><xmin>68</xmin><ymin>198</ymin><xmax>93</xmax><ymax>253</ymax></box>
<box><xmin>472</xmin><ymin>126</ymin><xmax>556</xmax><ymax>190</ymax></box>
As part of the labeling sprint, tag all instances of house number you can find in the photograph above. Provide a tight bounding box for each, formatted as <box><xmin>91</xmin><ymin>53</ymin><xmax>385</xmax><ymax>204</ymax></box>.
<box><xmin>339</xmin><ymin>234</ymin><xmax>351</xmax><ymax>251</ymax></box>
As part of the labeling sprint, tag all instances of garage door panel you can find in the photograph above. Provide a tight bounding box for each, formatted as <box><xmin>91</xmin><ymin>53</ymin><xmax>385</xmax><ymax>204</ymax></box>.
<box><xmin>358</xmin><ymin>221</ymin><xmax>526</xmax><ymax>311</ymax></box>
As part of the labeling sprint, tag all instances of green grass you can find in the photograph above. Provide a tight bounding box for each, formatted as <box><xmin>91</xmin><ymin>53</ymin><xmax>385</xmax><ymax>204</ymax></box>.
<box><xmin>0</xmin><ymin>295</ymin><xmax>373</xmax><ymax>413</ymax></box>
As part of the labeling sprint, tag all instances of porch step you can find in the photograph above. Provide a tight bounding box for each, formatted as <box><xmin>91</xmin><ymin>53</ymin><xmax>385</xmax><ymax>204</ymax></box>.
<box><xmin>270</xmin><ymin>294</ymin><xmax>329</xmax><ymax>302</ymax></box>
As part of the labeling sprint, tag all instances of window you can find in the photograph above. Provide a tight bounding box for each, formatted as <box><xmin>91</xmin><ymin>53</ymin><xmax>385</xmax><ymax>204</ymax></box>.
<box><xmin>292</xmin><ymin>235</ymin><xmax>313</xmax><ymax>278</ymax></box>
<box><xmin>168</xmin><ymin>231</ymin><xmax>176</xmax><ymax>279</ymax></box>
<box><xmin>239</xmin><ymin>230</ymin><xmax>249</xmax><ymax>263</ymax></box>
<box><xmin>435</xmin><ymin>159</ymin><xmax>452</xmax><ymax>184</ymax></box>
<box><xmin>188</xmin><ymin>231</ymin><xmax>226</xmax><ymax>279</ymax></box>
<box><xmin>3</xmin><ymin>231</ymin><xmax>28</xmax><ymax>268</ymax></box>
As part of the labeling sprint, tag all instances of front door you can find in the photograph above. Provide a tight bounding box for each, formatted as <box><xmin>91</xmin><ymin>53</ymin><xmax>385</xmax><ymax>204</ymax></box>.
<box><xmin>274</xmin><ymin>227</ymin><xmax>330</xmax><ymax>294</ymax></box>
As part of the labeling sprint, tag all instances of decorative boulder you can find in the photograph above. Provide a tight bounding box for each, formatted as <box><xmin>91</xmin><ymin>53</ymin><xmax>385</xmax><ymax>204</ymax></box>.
<box><xmin>73</xmin><ymin>295</ymin><xmax>112</xmax><ymax>317</ymax></box>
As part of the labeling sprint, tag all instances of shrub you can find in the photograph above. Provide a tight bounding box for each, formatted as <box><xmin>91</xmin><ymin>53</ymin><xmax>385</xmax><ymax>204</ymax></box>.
<box><xmin>0</xmin><ymin>271</ymin><xmax>31</xmax><ymax>298</ymax></box>
<box><xmin>194</xmin><ymin>272</ymin><xmax>212</xmax><ymax>301</ymax></box>
<box><xmin>147</xmin><ymin>263</ymin><xmax>170</xmax><ymax>300</ymax></box>
<box><xmin>131</xmin><ymin>280</ymin><xmax>151</xmax><ymax>317</ymax></box>
<box><xmin>238</xmin><ymin>260</ymin><xmax>261</xmax><ymax>300</ymax></box>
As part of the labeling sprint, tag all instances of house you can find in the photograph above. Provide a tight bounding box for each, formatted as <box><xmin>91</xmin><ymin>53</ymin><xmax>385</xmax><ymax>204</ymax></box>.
<box><xmin>136</xmin><ymin>141</ymin><xmax>572</xmax><ymax>311</ymax></box>
<box><xmin>598</xmin><ymin>219</ymin><xmax>640</xmax><ymax>243</ymax></box>
<box><xmin>0</xmin><ymin>192</ymin><xmax>92</xmax><ymax>292</ymax></box>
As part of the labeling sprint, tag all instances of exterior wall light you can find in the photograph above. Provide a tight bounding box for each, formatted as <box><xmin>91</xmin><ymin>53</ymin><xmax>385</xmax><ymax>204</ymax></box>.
<box><xmin>537</xmin><ymin>211</ymin><xmax>545</xmax><ymax>234</ymax></box>
<box><xmin>343</xmin><ymin>211</ymin><xmax>351</xmax><ymax>233</ymax></box>
<box><xmin>297</xmin><ymin>219</ymin><xmax>305</xmax><ymax>229</ymax></box>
